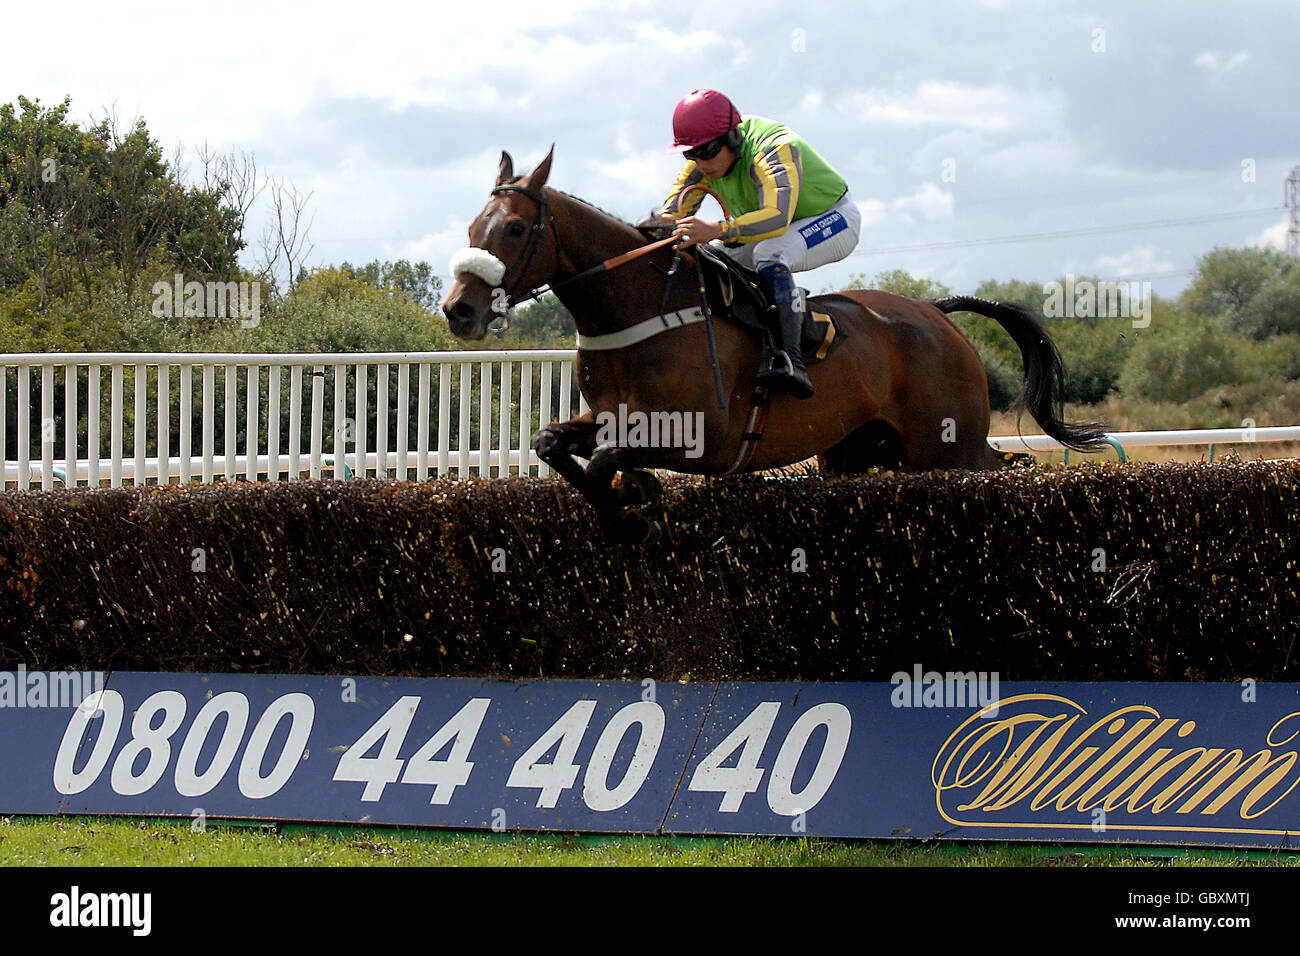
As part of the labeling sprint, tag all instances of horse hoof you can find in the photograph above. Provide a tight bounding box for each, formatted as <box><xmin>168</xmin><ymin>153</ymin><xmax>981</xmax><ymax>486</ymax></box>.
<box><xmin>611</xmin><ymin>511</ymin><xmax>662</xmax><ymax>546</ymax></box>
<box><xmin>614</xmin><ymin>469</ymin><xmax>663</xmax><ymax>507</ymax></box>
<box><xmin>639</xmin><ymin>518</ymin><xmax>664</xmax><ymax>547</ymax></box>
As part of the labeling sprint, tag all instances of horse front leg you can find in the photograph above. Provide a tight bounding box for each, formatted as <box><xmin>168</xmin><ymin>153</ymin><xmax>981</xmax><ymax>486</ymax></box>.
<box><xmin>534</xmin><ymin>414</ymin><xmax>663</xmax><ymax>544</ymax></box>
<box><xmin>584</xmin><ymin>444</ymin><xmax>664</xmax><ymax>544</ymax></box>
<box><xmin>534</xmin><ymin>412</ymin><xmax>599</xmax><ymax>490</ymax></box>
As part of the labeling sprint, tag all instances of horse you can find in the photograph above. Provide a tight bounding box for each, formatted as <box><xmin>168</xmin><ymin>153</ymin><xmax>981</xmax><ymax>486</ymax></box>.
<box><xmin>442</xmin><ymin>148</ymin><xmax>1107</xmax><ymax>542</ymax></box>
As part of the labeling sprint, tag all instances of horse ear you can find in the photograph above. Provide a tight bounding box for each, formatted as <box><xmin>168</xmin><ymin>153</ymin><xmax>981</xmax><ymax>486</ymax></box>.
<box><xmin>523</xmin><ymin>145</ymin><xmax>555</xmax><ymax>191</ymax></box>
<box><xmin>496</xmin><ymin>151</ymin><xmax>514</xmax><ymax>186</ymax></box>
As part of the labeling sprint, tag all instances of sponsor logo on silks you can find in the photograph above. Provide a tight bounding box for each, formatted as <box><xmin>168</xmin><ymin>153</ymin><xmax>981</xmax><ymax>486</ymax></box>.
<box><xmin>798</xmin><ymin>210</ymin><xmax>848</xmax><ymax>248</ymax></box>
<box><xmin>932</xmin><ymin>693</ymin><xmax>1300</xmax><ymax>836</ymax></box>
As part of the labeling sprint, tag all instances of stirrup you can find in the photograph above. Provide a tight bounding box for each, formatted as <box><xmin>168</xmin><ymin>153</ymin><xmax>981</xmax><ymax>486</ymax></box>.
<box><xmin>755</xmin><ymin>351</ymin><xmax>814</xmax><ymax>398</ymax></box>
<box><xmin>755</xmin><ymin>350</ymin><xmax>794</xmax><ymax>382</ymax></box>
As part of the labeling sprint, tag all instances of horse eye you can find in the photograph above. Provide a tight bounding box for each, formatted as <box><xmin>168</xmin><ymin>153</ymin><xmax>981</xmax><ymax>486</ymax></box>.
<box><xmin>507</xmin><ymin>221</ymin><xmax>527</xmax><ymax>238</ymax></box>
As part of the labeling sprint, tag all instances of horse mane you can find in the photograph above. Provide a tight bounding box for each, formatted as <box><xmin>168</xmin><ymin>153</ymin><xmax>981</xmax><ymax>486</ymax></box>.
<box><xmin>504</xmin><ymin>175</ymin><xmax>643</xmax><ymax>236</ymax></box>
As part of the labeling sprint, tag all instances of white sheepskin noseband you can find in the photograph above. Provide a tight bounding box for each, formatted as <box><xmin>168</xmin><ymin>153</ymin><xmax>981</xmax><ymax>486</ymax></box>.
<box><xmin>450</xmin><ymin>247</ymin><xmax>507</xmax><ymax>287</ymax></box>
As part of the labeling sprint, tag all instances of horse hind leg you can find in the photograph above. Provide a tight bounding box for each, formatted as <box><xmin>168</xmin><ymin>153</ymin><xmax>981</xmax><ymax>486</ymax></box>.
<box><xmin>937</xmin><ymin>433</ymin><xmax>1034</xmax><ymax>471</ymax></box>
<box><xmin>819</xmin><ymin>421</ymin><xmax>905</xmax><ymax>475</ymax></box>
<box><xmin>989</xmin><ymin>449</ymin><xmax>1036</xmax><ymax>469</ymax></box>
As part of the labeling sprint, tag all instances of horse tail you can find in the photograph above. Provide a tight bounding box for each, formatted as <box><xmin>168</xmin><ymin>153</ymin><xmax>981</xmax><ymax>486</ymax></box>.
<box><xmin>928</xmin><ymin>295</ymin><xmax>1108</xmax><ymax>452</ymax></box>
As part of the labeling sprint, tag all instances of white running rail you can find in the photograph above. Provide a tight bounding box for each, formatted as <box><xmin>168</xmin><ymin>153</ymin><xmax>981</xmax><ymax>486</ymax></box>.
<box><xmin>1</xmin><ymin>351</ymin><xmax>585</xmax><ymax>489</ymax></box>
<box><xmin>2</xmin><ymin>351</ymin><xmax>1294</xmax><ymax>489</ymax></box>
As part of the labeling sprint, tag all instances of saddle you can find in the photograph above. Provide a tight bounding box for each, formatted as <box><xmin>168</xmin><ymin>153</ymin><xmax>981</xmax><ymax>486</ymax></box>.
<box><xmin>694</xmin><ymin>245</ymin><xmax>847</xmax><ymax>367</ymax></box>
<box><xmin>638</xmin><ymin>222</ymin><xmax>847</xmax><ymax>367</ymax></box>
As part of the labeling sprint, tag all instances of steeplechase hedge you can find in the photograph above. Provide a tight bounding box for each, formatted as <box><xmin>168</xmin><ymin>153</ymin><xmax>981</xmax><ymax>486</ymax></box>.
<box><xmin>1</xmin><ymin>460</ymin><xmax>1296</xmax><ymax>681</ymax></box>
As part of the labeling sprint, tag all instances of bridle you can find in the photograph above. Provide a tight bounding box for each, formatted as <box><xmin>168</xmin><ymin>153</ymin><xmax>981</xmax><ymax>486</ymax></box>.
<box><xmin>487</xmin><ymin>183</ymin><xmax>561</xmax><ymax>317</ymax></box>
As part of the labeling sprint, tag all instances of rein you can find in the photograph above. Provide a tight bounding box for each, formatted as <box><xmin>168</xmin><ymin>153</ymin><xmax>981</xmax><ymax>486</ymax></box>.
<box><xmin>486</xmin><ymin>182</ymin><xmax>730</xmax><ymax>311</ymax></box>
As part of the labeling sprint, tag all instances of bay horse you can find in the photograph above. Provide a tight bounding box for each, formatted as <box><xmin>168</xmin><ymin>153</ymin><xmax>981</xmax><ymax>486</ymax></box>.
<box><xmin>443</xmin><ymin>149</ymin><xmax>1106</xmax><ymax>542</ymax></box>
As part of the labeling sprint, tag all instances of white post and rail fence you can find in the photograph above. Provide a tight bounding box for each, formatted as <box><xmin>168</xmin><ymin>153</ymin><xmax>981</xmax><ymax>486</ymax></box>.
<box><xmin>1</xmin><ymin>350</ymin><xmax>1295</xmax><ymax>490</ymax></box>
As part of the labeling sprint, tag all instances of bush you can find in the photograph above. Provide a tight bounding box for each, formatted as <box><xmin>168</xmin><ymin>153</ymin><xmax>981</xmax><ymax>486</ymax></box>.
<box><xmin>1048</xmin><ymin>319</ymin><xmax>1133</xmax><ymax>404</ymax></box>
<box><xmin>1119</xmin><ymin>312</ymin><xmax>1246</xmax><ymax>403</ymax></box>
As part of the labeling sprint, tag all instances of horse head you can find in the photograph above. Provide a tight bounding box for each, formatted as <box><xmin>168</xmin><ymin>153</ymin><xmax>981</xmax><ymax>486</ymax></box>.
<box><xmin>443</xmin><ymin>148</ymin><xmax>558</xmax><ymax>340</ymax></box>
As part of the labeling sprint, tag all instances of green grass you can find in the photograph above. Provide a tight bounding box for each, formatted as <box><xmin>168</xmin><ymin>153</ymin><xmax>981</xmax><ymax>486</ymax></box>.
<box><xmin>2</xmin><ymin>816</ymin><xmax>1297</xmax><ymax>866</ymax></box>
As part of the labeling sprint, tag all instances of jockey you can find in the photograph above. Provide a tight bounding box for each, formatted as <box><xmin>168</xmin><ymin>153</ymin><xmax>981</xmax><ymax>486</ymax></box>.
<box><xmin>658</xmin><ymin>89</ymin><xmax>861</xmax><ymax>399</ymax></box>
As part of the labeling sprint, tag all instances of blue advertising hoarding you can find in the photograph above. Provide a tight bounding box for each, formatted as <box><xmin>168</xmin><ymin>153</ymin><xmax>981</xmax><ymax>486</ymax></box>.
<box><xmin>1</xmin><ymin>670</ymin><xmax>1297</xmax><ymax>848</ymax></box>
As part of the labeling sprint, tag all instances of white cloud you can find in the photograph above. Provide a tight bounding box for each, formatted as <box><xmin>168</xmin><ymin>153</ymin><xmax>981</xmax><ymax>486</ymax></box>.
<box><xmin>1194</xmin><ymin>50</ymin><xmax>1251</xmax><ymax>74</ymax></box>
<box><xmin>589</xmin><ymin>134</ymin><xmax>680</xmax><ymax>206</ymax></box>
<box><xmin>1</xmin><ymin>0</ymin><xmax>652</xmax><ymax>152</ymax></box>
<box><xmin>632</xmin><ymin>22</ymin><xmax>725</xmax><ymax>53</ymax></box>
<box><xmin>1095</xmin><ymin>246</ymin><xmax>1176</xmax><ymax>277</ymax></box>
<box><xmin>856</xmin><ymin>198</ymin><xmax>888</xmax><ymax>228</ymax></box>
<box><xmin>393</xmin><ymin>219</ymin><xmax>476</xmax><ymax>277</ymax></box>
<box><xmin>4</xmin><ymin>0</ymin><xmax>1290</xmax><ymax>303</ymax></box>
<box><xmin>850</xmin><ymin>147</ymin><xmax>890</xmax><ymax>178</ymax></box>
<box><xmin>838</xmin><ymin>82</ymin><xmax>1066</xmax><ymax>134</ymax></box>
<box><xmin>910</xmin><ymin>130</ymin><xmax>993</xmax><ymax>178</ymax></box>
<box><xmin>969</xmin><ymin>137</ymin><xmax>1075</xmax><ymax>179</ymax></box>
<box><xmin>1248</xmin><ymin>218</ymin><xmax>1289</xmax><ymax>251</ymax></box>
<box><xmin>892</xmin><ymin>182</ymin><xmax>956</xmax><ymax>223</ymax></box>
<box><xmin>855</xmin><ymin>183</ymin><xmax>955</xmax><ymax>228</ymax></box>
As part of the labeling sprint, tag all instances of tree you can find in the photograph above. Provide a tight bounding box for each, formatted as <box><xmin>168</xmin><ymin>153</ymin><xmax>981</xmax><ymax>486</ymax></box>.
<box><xmin>0</xmin><ymin>96</ymin><xmax>110</xmax><ymax>305</ymax></box>
<box><xmin>972</xmin><ymin>278</ymin><xmax>1044</xmax><ymax>313</ymax></box>
<box><xmin>1233</xmin><ymin>266</ymin><xmax>1300</xmax><ymax>339</ymax></box>
<box><xmin>341</xmin><ymin>259</ymin><xmax>442</xmax><ymax>311</ymax></box>
<box><xmin>1048</xmin><ymin>319</ymin><xmax>1132</xmax><ymax>404</ymax></box>
<box><xmin>98</xmin><ymin>112</ymin><xmax>175</xmax><ymax>294</ymax></box>
<box><xmin>196</xmin><ymin>144</ymin><xmax>264</xmax><ymax>256</ymax></box>
<box><xmin>486</xmin><ymin>293</ymin><xmax>576</xmax><ymax>348</ymax></box>
<box><xmin>209</xmin><ymin>265</ymin><xmax>460</xmax><ymax>354</ymax></box>
<box><xmin>843</xmin><ymin>268</ymin><xmax>951</xmax><ymax>300</ymax></box>
<box><xmin>0</xmin><ymin>95</ymin><xmax>247</xmax><ymax>309</ymax></box>
<box><xmin>161</xmin><ymin>183</ymin><xmax>245</xmax><ymax>280</ymax></box>
<box><xmin>258</xmin><ymin>178</ymin><xmax>315</xmax><ymax>293</ymax></box>
<box><xmin>1182</xmin><ymin>246</ymin><xmax>1292</xmax><ymax>322</ymax></box>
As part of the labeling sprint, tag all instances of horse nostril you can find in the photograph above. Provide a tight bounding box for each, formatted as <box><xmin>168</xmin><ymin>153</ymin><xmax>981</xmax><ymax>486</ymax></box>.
<box><xmin>448</xmin><ymin>300</ymin><xmax>476</xmax><ymax>322</ymax></box>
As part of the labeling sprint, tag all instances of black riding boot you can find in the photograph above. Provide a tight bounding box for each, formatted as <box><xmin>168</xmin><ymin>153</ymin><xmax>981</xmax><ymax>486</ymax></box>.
<box><xmin>754</xmin><ymin>263</ymin><xmax>814</xmax><ymax>399</ymax></box>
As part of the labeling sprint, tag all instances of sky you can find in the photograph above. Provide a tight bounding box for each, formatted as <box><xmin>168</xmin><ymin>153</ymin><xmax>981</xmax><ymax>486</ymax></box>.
<box><xmin>4</xmin><ymin>0</ymin><xmax>1297</xmax><ymax>301</ymax></box>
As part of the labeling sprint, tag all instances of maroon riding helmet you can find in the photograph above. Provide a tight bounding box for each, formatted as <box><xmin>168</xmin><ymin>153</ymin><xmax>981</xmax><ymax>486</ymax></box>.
<box><xmin>669</xmin><ymin>89</ymin><xmax>743</xmax><ymax>152</ymax></box>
